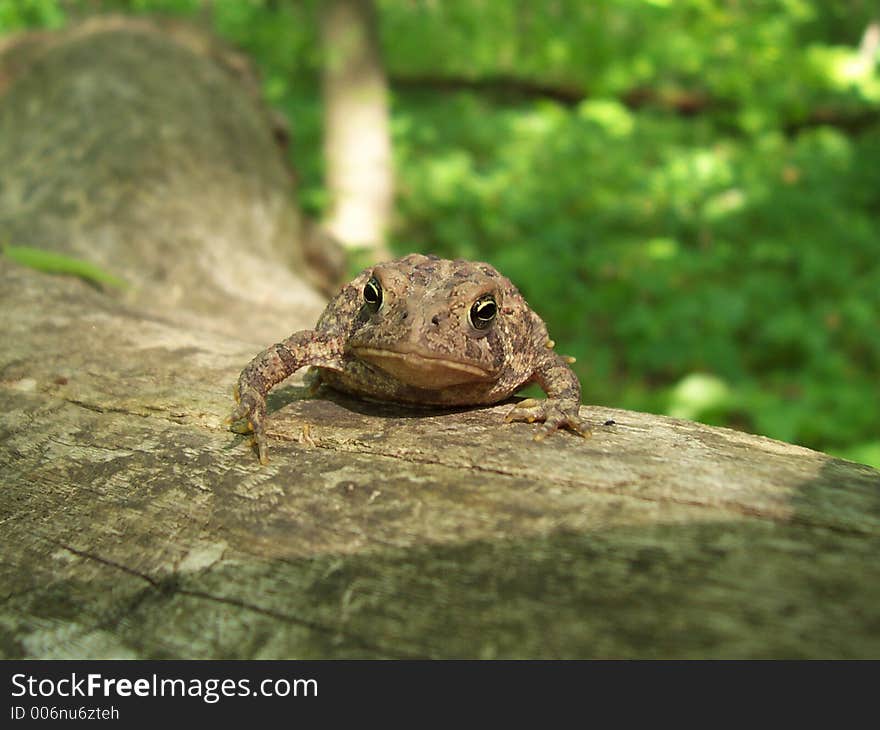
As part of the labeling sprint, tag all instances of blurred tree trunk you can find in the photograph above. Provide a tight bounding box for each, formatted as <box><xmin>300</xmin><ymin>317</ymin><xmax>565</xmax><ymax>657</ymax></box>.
<box><xmin>857</xmin><ymin>19</ymin><xmax>879</xmax><ymax>68</ymax></box>
<box><xmin>320</xmin><ymin>0</ymin><xmax>393</xmax><ymax>262</ymax></box>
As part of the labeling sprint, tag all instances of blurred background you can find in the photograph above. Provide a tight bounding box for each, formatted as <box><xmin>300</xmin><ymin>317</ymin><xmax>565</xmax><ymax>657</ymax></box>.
<box><xmin>3</xmin><ymin>0</ymin><xmax>878</xmax><ymax>466</ymax></box>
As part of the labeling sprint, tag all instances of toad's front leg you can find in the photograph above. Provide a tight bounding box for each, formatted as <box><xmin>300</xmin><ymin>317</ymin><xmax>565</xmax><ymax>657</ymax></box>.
<box><xmin>505</xmin><ymin>352</ymin><xmax>590</xmax><ymax>440</ymax></box>
<box><xmin>229</xmin><ymin>331</ymin><xmax>343</xmax><ymax>464</ymax></box>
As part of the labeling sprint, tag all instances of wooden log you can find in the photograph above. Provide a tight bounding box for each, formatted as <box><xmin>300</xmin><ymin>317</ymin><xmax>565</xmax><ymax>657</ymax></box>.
<box><xmin>1</xmin><ymin>18</ymin><xmax>878</xmax><ymax>659</ymax></box>
<box><xmin>0</xmin><ymin>15</ymin><xmax>342</xmax><ymax>340</ymax></box>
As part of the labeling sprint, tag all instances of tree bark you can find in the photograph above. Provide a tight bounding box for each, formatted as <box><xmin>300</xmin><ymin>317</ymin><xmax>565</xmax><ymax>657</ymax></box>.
<box><xmin>1</xmin><ymin>17</ymin><xmax>879</xmax><ymax>660</ymax></box>
<box><xmin>0</xmin><ymin>15</ymin><xmax>343</xmax><ymax>338</ymax></box>
<box><xmin>320</xmin><ymin>0</ymin><xmax>393</xmax><ymax>260</ymax></box>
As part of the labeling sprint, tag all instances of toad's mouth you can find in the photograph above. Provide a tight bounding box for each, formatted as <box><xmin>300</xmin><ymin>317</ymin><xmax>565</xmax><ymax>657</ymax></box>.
<box><xmin>352</xmin><ymin>346</ymin><xmax>497</xmax><ymax>389</ymax></box>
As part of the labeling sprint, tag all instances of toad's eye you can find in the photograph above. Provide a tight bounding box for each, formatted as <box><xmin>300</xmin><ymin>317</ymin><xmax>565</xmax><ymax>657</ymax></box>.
<box><xmin>469</xmin><ymin>295</ymin><xmax>497</xmax><ymax>330</ymax></box>
<box><xmin>363</xmin><ymin>276</ymin><xmax>383</xmax><ymax>311</ymax></box>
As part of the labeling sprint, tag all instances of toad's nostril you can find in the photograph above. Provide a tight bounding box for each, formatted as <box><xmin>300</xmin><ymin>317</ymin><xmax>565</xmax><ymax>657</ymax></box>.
<box><xmin>401</xmin><ymin>311</ymin><xmax>408</xmax><ymax>320</ymax></box>
<box><xmin>431</xmin><ymin>315</ymin><xmax>440</xmax><ymax>325</ymax></box>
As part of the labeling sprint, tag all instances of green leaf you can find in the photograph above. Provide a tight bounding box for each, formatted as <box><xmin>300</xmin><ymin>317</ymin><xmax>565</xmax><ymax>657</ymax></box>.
<box><xmin>2</xmin><ymin>245</ymin><xmax>128</xmax><ymax>290</ymax></box>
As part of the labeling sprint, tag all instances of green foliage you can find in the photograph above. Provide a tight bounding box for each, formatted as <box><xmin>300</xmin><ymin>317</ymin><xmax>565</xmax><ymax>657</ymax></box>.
<box><xmin>1</xmin><ymin>0</ymin><xmax>878</xmax><ymax>465</ymax></box>
<box><xmin>381</xmin><ymin>1</ymin><xmax>880</xmax><ymax>465</ymax></box>
<box><xmin>0</xmin><ymin>0</ymin><xmax>63</xmax><ymax>31</ymax></box>
<box><xmin>391</xmin><ymin>90</ymin><xmax>880</xmax><ymax>460</ymax></box>
<box><xmin>2</xmin><ymin>244</ymin><xmax>127</xmax><ymax>289</ymax></box>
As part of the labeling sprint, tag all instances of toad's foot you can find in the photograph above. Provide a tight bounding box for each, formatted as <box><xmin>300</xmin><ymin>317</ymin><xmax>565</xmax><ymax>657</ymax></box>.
<box><xmin>504</xmin><ymin>398</ymin><xmax>591</xmax><ymax>441</ymax></box>
<box><xmin>228</xmin><ymin>383</ymin><xmax>270</xmax><ymax>464</ymax></box>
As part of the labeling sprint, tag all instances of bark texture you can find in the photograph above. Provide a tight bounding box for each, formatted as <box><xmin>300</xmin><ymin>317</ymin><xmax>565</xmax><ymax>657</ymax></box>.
<box><xmin>0</xmin><ymin>15</ymin><xmax>342</xmax><ymax>339</ymax></box>
<box><xmin>1</xmin><ymin>17</ymin><xmax>879</xmax><ymax>660</ymax></box>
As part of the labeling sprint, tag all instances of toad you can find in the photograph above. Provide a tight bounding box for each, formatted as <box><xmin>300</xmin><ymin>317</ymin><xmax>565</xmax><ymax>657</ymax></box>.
<box><xmin>230</xmin><ymin>254</ymin><xmax>587</xmax><ymax>463</ymax></box>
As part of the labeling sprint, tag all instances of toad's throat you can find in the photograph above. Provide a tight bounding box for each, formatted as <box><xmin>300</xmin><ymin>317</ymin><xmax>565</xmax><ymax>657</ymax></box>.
<box><xmin>352</xmin><ymin>346</ymin><xmax>496</xmax><ymax>388</ymax></box>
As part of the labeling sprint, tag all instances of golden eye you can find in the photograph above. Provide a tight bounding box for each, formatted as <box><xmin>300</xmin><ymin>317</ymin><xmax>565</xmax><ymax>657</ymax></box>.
<box><xmin>469</xmin><ymin>295</ymin><xmax>497</xmax><ymax>330</ymax></box>
<box><xmin>363</xmin><ymin>276</ymin><xmax>382</xmax><ymax>311</ymax></box>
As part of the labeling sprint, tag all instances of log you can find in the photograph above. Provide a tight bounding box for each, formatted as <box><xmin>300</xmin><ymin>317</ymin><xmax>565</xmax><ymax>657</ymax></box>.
<box><xmin>0</xmin><ymin>15</ymin><xmax>342</xmax><ymax>340</ymax></box>
<box><xmin>1</xmin><ymin>18</ymin><xmax>879</xmax><ymax>660</ymax></box>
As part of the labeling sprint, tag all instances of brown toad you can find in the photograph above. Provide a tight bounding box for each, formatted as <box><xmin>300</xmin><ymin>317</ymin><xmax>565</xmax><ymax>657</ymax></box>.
<box><xmin>230</xmin><ymin>253</ymin><xmax>587</xmax><ymax>463</ymax></box>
